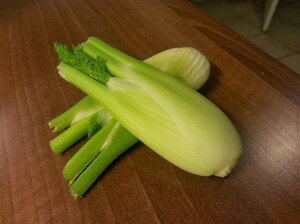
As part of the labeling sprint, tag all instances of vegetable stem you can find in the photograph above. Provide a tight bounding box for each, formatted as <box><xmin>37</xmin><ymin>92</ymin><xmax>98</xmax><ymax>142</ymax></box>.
<box><xmin>50</xmin><ymin>113</ymin><xmax>97</xmax><ymax>154</ymax></box>
<box><xmin>63</xmin><ymin>119</ymin><xmax>118</xmax><ymax>181</ymax></box>
<box><xmin>70</xmin><ymin>123</ymin><xmax>138</xmax><ymax>198</ymax></box>
<box><xmin>49</xmin><ymin>96</ymin><xmax>103</xmax><ymax>132</ymax></box>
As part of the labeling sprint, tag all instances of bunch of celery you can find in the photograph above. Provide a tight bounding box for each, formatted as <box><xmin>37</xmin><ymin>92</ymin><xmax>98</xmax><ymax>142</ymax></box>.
<box><xmin>49</xmin><ymin>37</ymin><xmax>242</xmax><ymax>198</ymax></box>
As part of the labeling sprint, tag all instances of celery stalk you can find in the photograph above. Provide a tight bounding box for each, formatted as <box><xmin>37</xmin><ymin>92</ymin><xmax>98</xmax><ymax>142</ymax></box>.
<box><xmin>50</xmin><ymin>113</ymin><xmax>97</xmax><ymax>154</ymax></box>
<box><xmin>70</xmin><ymin>123</ymin><xmax>138</xmax><ymax>198</ymax></box>
<box><xmin>49</xmin><ymin>96</ymin><xmax>103</xmax><ymax>132</ymax></box>
<box><xmin>63</xmin><ymin>119</ymin><xmax>119</xmax><ymax>181</ymax></box>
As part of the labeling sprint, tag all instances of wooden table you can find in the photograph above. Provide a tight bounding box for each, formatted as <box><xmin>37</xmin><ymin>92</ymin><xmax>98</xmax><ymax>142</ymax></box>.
<box><xmin>1</xmin><ymin>0</ymin><xmax>299</xmax><ymax>223</ymax></box>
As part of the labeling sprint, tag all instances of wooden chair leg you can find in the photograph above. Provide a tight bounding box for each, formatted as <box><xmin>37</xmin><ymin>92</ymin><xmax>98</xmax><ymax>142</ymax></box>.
<box><xmin>263</xmin><ymin>0</ymin><xmax>279</xmax><ymax>31</ymax></box>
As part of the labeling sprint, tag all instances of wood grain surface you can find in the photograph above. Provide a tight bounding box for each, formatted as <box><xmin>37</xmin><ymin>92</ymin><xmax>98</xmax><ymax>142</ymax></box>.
<box><xmin>0</xmin><ymin>0</ymin><xmax>299</xmax><ymax>223</ymax></box>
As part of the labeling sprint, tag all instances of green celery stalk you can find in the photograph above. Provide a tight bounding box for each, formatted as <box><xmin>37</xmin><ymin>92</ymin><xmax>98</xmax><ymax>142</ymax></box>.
<box><xmin>63</xmin><ymin>118</ymin><xmax>119</xmax><ymax>181</ymax></box>
<box><xmin>49</xmin><ymin>96</ymin><xmax>103</xmax><ymax>133</ymax></box>
<box><xmin>50</xmin><ymin>113</ymin><xmax>97</xmax><ymax>154</ymax></box>
<box><xmin>70</xmin><ymin>122</ymin><xmax>138</xmax><ymax>198</ymax></box>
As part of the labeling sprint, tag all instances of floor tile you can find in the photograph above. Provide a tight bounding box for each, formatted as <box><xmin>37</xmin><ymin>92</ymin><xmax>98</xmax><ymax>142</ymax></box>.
<box><xmin>269</xmin><ymin>26</ymin><xmax>300</xmax><ymax>51</ymax></box>
<box><xmin>193</xmin><ymin>0</ymin><xmax>299</xmax><ymax>74</ymax></box>
<box><xmin>279</xmin><ymin>53</ymin><xmax>300</xmax><ymax>74</ymax></box>
<box><xmin>222</xmin><ymin>17</ymin><xmax>261</xmax><ymax>37</ymax></box>
<box><xmin>219</xmin><ymin>0</ymin><xmax>262</xmax><ymax>15</ymax></box>
<box><xmin>197</xmin><ymin>2</ymin><xmax>235</xmax><ymax>21</ymax></box>
<box><xmin>275</xmin><ymin>4</ymin><xmax>300</xmax><ymax>24</ymax></box>
<box><xmin>248</xmin><ymin>33</ymin><xmax>294</xmax><ymax>58</ymax></box>
<box><xmin>277</xmin><ymin>0</ymin><xmax>297</xmax><ymax>7</ymax></box>
<box><xmin>242</xmin><ymin>12</ymin><xmax>290</xmax><ymax>31</ymax></box>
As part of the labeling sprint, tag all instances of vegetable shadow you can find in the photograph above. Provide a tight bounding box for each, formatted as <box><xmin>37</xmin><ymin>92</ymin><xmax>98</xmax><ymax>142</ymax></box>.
<box><xmin>81</xmin><ymin>142</ymin><xmax>140</xmax><ymax>196</ymax></box>
<box><xmin>199</xmin><ymin>63</ymin><xmax>220</xmax><ymax>96</ymax></box>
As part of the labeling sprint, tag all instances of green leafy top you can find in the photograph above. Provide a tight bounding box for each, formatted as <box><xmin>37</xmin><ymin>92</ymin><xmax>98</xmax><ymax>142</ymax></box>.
<box><xmin>54</xmin><ymin>43</ymin><xmax>111</xmax><ymax>84</ymax></box>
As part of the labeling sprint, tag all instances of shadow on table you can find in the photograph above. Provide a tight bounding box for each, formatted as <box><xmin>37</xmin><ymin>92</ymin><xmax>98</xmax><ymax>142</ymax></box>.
<box><xmin>199</xmin><ymin>63</ymin><xmax>220</xmax><ymax>96</ymax></box>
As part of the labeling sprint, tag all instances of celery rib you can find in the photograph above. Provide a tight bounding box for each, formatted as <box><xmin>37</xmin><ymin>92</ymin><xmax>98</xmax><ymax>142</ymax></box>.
<box><xmin>70</xmin><ymin>123</ymin><xmax>138</xmax><ymax>198</ymax></box>
<box><xmin>63</xmin><ymin>119</ymin><xmax>118</xmax><ymax>181</ymax></box>
<box><xmin>50</xmin><ymin>113</ymin><xmax>97</xmax><ymax>154</ymax></box>
<box><xmin>49</xmin><ymin>96</ymin><xmax>103</xmax><ymax>132</ymax></box>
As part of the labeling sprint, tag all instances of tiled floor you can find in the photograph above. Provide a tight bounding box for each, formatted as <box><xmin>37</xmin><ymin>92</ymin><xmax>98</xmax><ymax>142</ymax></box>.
<box><xmin>192</xmin><ymin>0</ymin><xmax>300</xmax><ymax>74</ymax></box>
